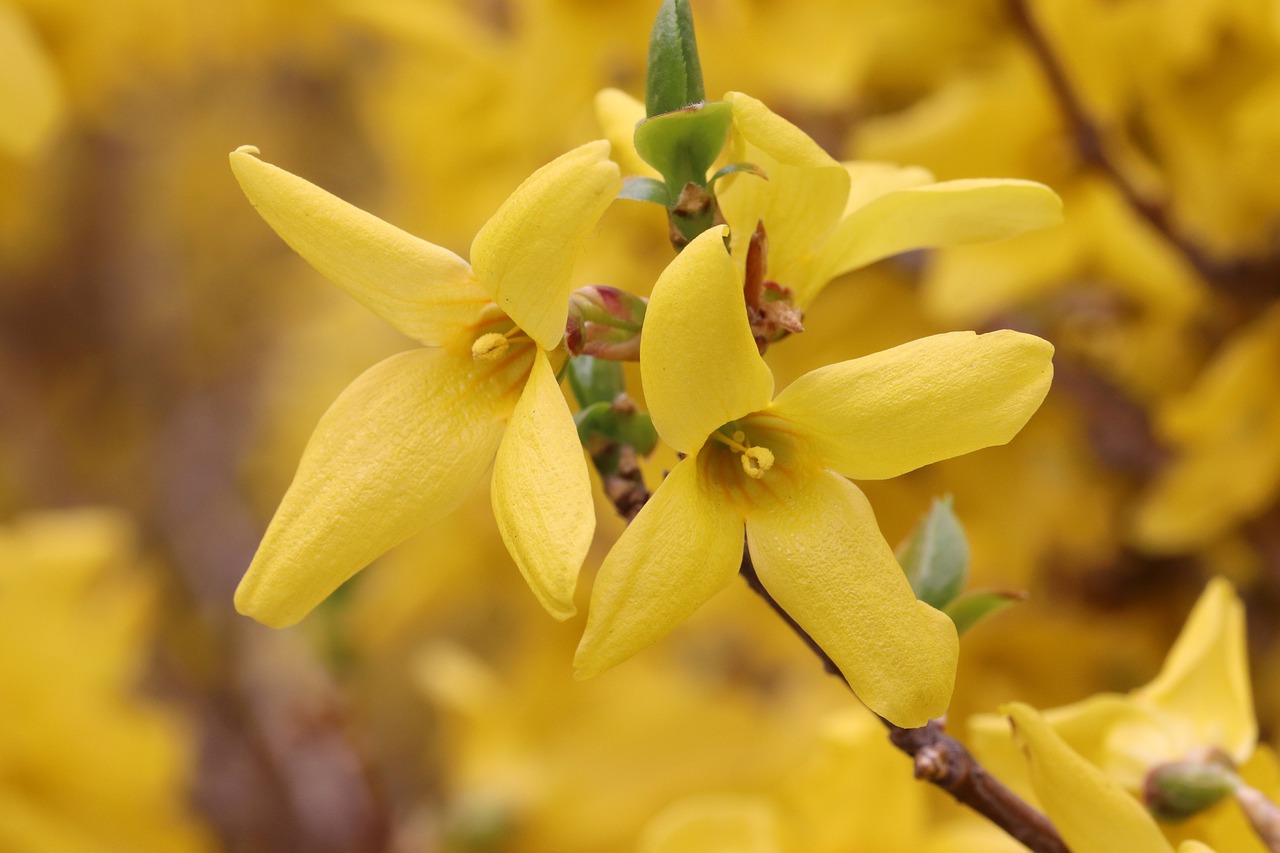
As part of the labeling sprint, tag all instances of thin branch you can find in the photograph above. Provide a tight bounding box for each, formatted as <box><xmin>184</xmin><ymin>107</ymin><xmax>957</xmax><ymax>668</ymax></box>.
<box><xmin>1007</xmin><ymin>0</ymin><xmax>1280</xmax><ymax>301</ymax></box>
<box><xmin>740</xmin><ymin>550</ymin><xmax>1070</xmax><ymax>853</ymax></box>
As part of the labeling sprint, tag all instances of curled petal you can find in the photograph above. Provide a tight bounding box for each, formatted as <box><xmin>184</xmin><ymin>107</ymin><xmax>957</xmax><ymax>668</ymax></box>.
<box><xmin>770</xmin><ymin>330</ymin><xmax>1053</xmax><ymax>481</ymax></box>
<box><xmin>471</xmin><ymin>140</ymin><xmax>622</xmax><ymax>350</ymax></box>
<box><xmin>575</xmin><ymin>458</ymin><xmax>743</xmax><ymax>678</ymax></box>
<box><xmin>491</xmin><ymin>350</ymin><xmax>594</xmax><ymax>620</ymax></box>
<box><xmin>236</xmin><ymin>349</ymin><xmax>507</xmax><ymax>627</ymax></box>
<box><xmin>724</xmin><ymin>91</ymin><xmax>841</xmax><ymax>168</ymax></box>
<box><xmin>1134</xmin><ymin>577</ymin><xmax>1256</xmax><ymax>763</ymax></box>
<box><xmin>1005</xmin><ymin>703</ymin><xmax>1178</xmax><ymax>853</ymax></box>
<box><xmin>641</xmin><ymin>226</ymin><xmax>774</xmax><ymax>454</ymax></box>
<box><xmin>746</xmin><ymin>471</ymin><xmax>957</xmax><ymax>727</ymax></box>
<box><xmin>811</xmin><ymin>178</ymin><xmax>1065</xmax><ymax>301</ymax></box>
<box><xmin>229</xmin><ymin>147</ymin><xmax>488</xmax><ymax>347</ymax></box>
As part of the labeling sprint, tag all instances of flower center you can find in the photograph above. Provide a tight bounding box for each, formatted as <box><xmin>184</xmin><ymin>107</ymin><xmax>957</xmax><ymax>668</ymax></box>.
<box><xmin>710</xmin><ymin>428</ymin><xmax>775</xmax><ymax>479</ymax></box>
<box><xmin>470</xmin><ymin>326</ymin><xmax>533</xmax><ymax>363</ymax></box>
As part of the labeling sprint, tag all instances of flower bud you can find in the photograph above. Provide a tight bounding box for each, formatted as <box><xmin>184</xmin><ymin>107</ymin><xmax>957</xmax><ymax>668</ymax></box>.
<box><xmin>1144</xmin><ymin>759</ymin><xmax>1238</xmax><ymax>821</ymax></box>
<box><xmin>566</xmin><ymin>286</ymin><xmax>647</xmax><ymax>361</ymax></box>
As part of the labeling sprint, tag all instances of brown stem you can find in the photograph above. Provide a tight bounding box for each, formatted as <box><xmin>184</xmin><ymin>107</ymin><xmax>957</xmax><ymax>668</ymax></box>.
<box><xmin>1007</xmin><ymin>0</ymin><xmax>1280</xmax><ymax>301</ymax></box>
<box><xmin>740</xmin><ymin>550</ymin><xmax>1070</xmax><ymax>853</ymax></box>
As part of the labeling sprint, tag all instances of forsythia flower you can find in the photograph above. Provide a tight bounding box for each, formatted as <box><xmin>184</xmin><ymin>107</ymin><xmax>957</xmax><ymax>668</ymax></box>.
<box><xmin>574</xmin><ymin>226</ymin><xmax>1054</xmax><ymax>727</ymax></box>
<box><xmin>230</xmin><ymin>141</ymin><xmax>621</xmax><ymax>627</ymax></box>
<box><xmin>595</xmin><ymin>88</ymin><xmax>1063</xmax><ymax>312</ymax></box>
<box><xmin>973</xmin><ymin>578</ymin><xmax>1255</xmax><ymax>792</ymax></box>
<box><xmin>0</xmin><ymin>1</ymin><xmax>63</xmax><ymax>157</ymax></box>
<box><xmin>1003</xmin><ymin>703</ymin><xmax>1217</xmax><ymax>853</ymax></box>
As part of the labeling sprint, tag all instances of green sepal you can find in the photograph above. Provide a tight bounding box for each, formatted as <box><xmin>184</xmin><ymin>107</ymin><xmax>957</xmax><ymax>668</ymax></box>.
<box><xmin>709</xmin><ymin>161</ymin><xmax>767</xmax><ymax>187</ymax></box>
<box><xmin>575</xmin><ymin>401</ymin><xmax>659</xmax><ymax>458</ymax></box>
<box><xmin>566</xmin><ymin>355</ymin><xmax>626</xmax><ymax>409</ymax></box>
<box><xmin>618</xmin><ymin>176</ymin><xmax>670</xmax><ymax>206</ymax></box>
<box><xmin>634</xmin><ymin>101</ymin><xmax>733</xmax><ymax>194</ymax></box>
<box><xmin>645</xmin><ymin>0</ymin><xmax>705</xmax><ymax>118</ymax></box>
<box><xmin>897</xmin><ymin>495</ymin><xmax>969</xmax><ymax>609</ymax></box>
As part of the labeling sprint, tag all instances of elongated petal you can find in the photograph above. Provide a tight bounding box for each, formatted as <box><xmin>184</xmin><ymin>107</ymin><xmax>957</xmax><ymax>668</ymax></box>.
<box><xmin>642</xmin><ymin>226</ymin><xmax>774</xmax><ymax>454</ymax></box>
<box><xmin>812</xmin><ymin>179</ymin><xmax>1064</xmax><ymax>295</ymax></box>
<box><xmin>575</xmin><ymin>458</ymin><xmax>743</xmax><ymax>678</ymax></box>
<box><xmin>471</xmin><ymin>140</ymin><xmax>622</xmax><ymax>350</ymax></box>
<box><xmin>229</xmin><ymin>147</ymin><xmax>488</xmax><ymax>346</ymax></box>
<box><xmin>491</xmin><ymin>350</ymin><xmax>594</xmax><ymax>620</ymax></box>
<box><xmin>0</xmin><ymin>3</ymin><xmax>63</xmax><ymax>157</ymax></box>
<box><xmin>724</xmin><ymin>91</ymin><xmax>841</xmax><ymax>168</ymax></box>
<box><xmin>1005</xmin><ymin>703</ymin><xmax>1176</xmax><ymax>853</ymax></box>
<box><xmin>842</xmin><ymin>162</ymin><xmax>935</xmax><ymax>216</ymax></box>
<box><xmin>746</xmin><ymin>471</ymin><xmax>957</xmax><ymax>727</ymax></box>
<box><xmin>771</xmin><ymin>330</ymin><xmax>1053</xmax><ymax>480</ymax></box>
<box><xmin>1134</xmin><ymin>577</ymin><xmax>1256</xmax><ymax>762</ymax></box>
<box><xmin>596</xmin><ymin>88</ymin><xmax>659</xmax><ymax>179</ymax></box>
<box><xmin>236</xmin><ymin>348</ymin><xmax>507</xmax><ymax>627</ymax></box>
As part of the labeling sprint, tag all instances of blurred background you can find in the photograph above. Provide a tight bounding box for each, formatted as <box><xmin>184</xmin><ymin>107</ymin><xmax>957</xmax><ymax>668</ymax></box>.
<box><xmin>3</xmin><ymin>0</ymin><xmax>1280</xmax><ymax>850</ymax></box>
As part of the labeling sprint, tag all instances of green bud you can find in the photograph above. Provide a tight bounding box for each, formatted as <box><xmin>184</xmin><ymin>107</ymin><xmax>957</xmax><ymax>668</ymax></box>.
<box><xmin>566</xmin><ymin>286</ymin><xmax>647</xmax><ymax>361</ymax></box>
<box><xmin>645</xmin><ymin>0</ymin><xmax>705</xmax><ymax>118</ymax></box>
<box><xmin>1145</xmin><ymin>759</ymin><xmax>1238</xmax><ymax>821</ymax></box>
<box><xmin>897</xmin><ymin>496</ymin><xmax>969</xmax><ymax>609</ymax></box>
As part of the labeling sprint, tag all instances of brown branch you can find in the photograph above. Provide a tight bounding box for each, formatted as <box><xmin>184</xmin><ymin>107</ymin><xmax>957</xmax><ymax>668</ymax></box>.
<box><xmin>1007</xmin><ymin>0</ymin><xmax>1280</xmax><ymax>301</ymax></box>
<box><xmin>598</xmin><ymin>464</ymin><xmax>1069</xmax><ymax>850</ymax></box>
<box><xmin>740</xmin><ymin>550</ymin><xmax>1070</xmax><ymax>853</ymax></box>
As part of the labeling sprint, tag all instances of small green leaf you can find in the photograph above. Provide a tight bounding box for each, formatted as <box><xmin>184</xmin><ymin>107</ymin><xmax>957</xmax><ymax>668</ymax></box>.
<box><xmin>645</xmin><ymin>0</ymin><xmax>705</xmax><ymax>118</ymax></box>
<box><xmin>634</xmin><ymin>101</ymin><xmax>733</xmax><ymax>192</ymax></box>
<box><xmin>709</xmin><ymin>161</ymin><xmax>767</xmax><ymax>187</ymax></box>
<box><xmin>897</xmin><ymin>495</ymin><xmax>969</xmax><ymax>609</ymax></box>
<box><xmin>566</xmin><ymin>355</ymin><xmax>625</xmax><ymax>409</ymax></box>
<box><xmin>943</xmin><ymin>590</ymin><xmax>1024</xmax><ymax>636</ymax></box>
<box><xmin>618</xmin><ymin>176</ymin><xmax>670</xmax><ymax>205</ymax></box>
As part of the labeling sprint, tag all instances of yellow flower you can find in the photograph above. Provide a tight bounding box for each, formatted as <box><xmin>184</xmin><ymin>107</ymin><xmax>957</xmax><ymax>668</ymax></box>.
<box><xmin>1004</xmin><ymin>703</ymin><xmax>1217</xmax><ymax>853</ymax></box>
<box><xmin>0</xmin><ymin>1</ymin><xmax>62</xmax><ymax>158</ymax></box>
<box><xmin>230</xmin><ymin>140</ymin><xmax>621</xmax><ymax>627</ymax></box>
<box><xmin>596</xmin><ymin>88</ymin><xmax>1063</xmax><ymax>311</ymax></box>
<box><xmin>974</xmin><ymin>578</ymin><xmax>1269</xmax><ymax>852</ymax></box>
<box><xmin>574</xmin><ymin>226</ymin><xmax>1054</xmax><ymax>727</ymax></box>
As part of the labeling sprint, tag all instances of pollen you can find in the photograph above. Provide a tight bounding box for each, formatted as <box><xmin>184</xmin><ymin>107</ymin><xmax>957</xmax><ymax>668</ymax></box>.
<box><xmin>740</xmin><ymin>446</ymin><xmax>774</xmax><ymax>479</ymax></box>
<box><xmin>471</xmin><ymin>332</ymin><xmax>510</xmax><ymax>362</ymax></box>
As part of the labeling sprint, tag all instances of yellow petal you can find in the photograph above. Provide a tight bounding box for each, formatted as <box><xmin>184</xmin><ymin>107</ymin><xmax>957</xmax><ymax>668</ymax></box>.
<box><xmin>745</xmin><ymin>471</ymin><xmax>957</xmax><ymax>727</ymax></box>
<box><xmin>491</xmin><ymin>350</ymin><xmax>594</xmax><ymax>620</ymax></box>
<box><xmin>229</xmin><ymin>147</ymin><xmax>489</xmax><ymax>347</ymax></box>
<box><xmin>574</xmin><ymin>457</ymin><xmax>743</xmax><ymax>678</ymax></box>
<box><xmin>595</xmin><ymin>87</ymin><xmax>657</xmax><ymax>179</ymax></box>
<box><xmin>724</xmin><ymin>91</ymin><xmax>841</xmax><ymax>168</ymax></box>
<box><xmin>841</xmin><ymin>162</ymin><xmax>936</xmax><ymax>216</ymax></box>
<box><xmin>236</xmin><ymin>348</ymin><xmax>507</xmax><ymax>628</ymax></box>
<box><xmin>641</xmin><ymin>226</ymin><xmax>774</xmax><ymax>454</ymax></box>
<box><xmin>0</xmin><ymin>3</ymin><xmax>63</xmax><ymax>157</ymax></box>
<box><xmin>812</xmin><ymin>179</ymin><xmax>1065</xmax><ymax>294</ymax></box>
<box><xmin>470</xmin><ymin>140</ymin><xmax>622</xmax><ymax>350</ymax></box>
<box><xmin>1133</xmin><ymin>577</ymin><xmax>1256</xmax><ymax>763</ymax></box>
<box><xmin>770</xmin><ymin>330</ymin><xmax>1053</xmax><ymax>480</ymax></box>
<box><xmin>1004</xmin><ymin>703</ymin><xmax>1176</xmax><ymax>853</ymax></box>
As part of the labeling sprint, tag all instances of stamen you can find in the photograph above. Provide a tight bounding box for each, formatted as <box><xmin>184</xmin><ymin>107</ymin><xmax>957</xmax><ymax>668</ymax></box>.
<box><xmin>471</xmin><ymin>332</ymin><xmax>510</xmax><ymax>362</ymax></box>
<box><xmin>741</xmin><ymin>446</ymin><xmax>774</xmax><ymax>479</ymax></box>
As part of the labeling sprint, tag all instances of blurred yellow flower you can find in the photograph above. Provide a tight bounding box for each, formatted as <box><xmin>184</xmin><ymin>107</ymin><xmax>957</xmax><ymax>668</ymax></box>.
<box><xmin>0</xmin><ymin>510</ymin><xmax>209</xmax><ymax>852</ymax></box>
<box><xmin>230</xmin><ymin>140</ymin><xmax>620</xmax><ymax>627</ymax></box>
<box><xmin>0</xmin><ymin>1</ymin><xmax>63</xmax><ymax>157</ymax></box>
<box><xmin>1004</xmin><ymin>702</ymin><xmax>1217</xmax><ymax>853</ymax></box>
<box><xmin>575</xmin><ymin>226</ymin><xmax>1054</xmax><ymax>727</ymax></box>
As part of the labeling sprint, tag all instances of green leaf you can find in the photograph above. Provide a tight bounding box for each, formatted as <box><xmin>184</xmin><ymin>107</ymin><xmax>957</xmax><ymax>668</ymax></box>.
<box><xmin>634</xmin><ymin>101</ymin><xmax>733</xmax><ymax>192</ymax></box>
<box><xmin>645</xmin><ymin>0</ymin><xmax>705</xmax><ymax>118</ymax></box>
<box><xmin>943</xmin><ymin>590</ymin><xmax>1024</xmax><ymax>636</ymax></box>
<box><xmin>708</xmin><ymin>161</ymin><xmax>768</xmax><ymax>187</ymax></box>
<box><xmin>566</xmin><ymin>355</ymin><xmax>625</xmax><ymax>409</ymax></box>
<box><xmin>897</xmin><ymin>495</ymin><xmax>969</xmax><ymax>609</ymax></box>
<box><xmin>618</xmin><ymin>176</ymin><xmax>670</xmax><ymax>206</ymax></box>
